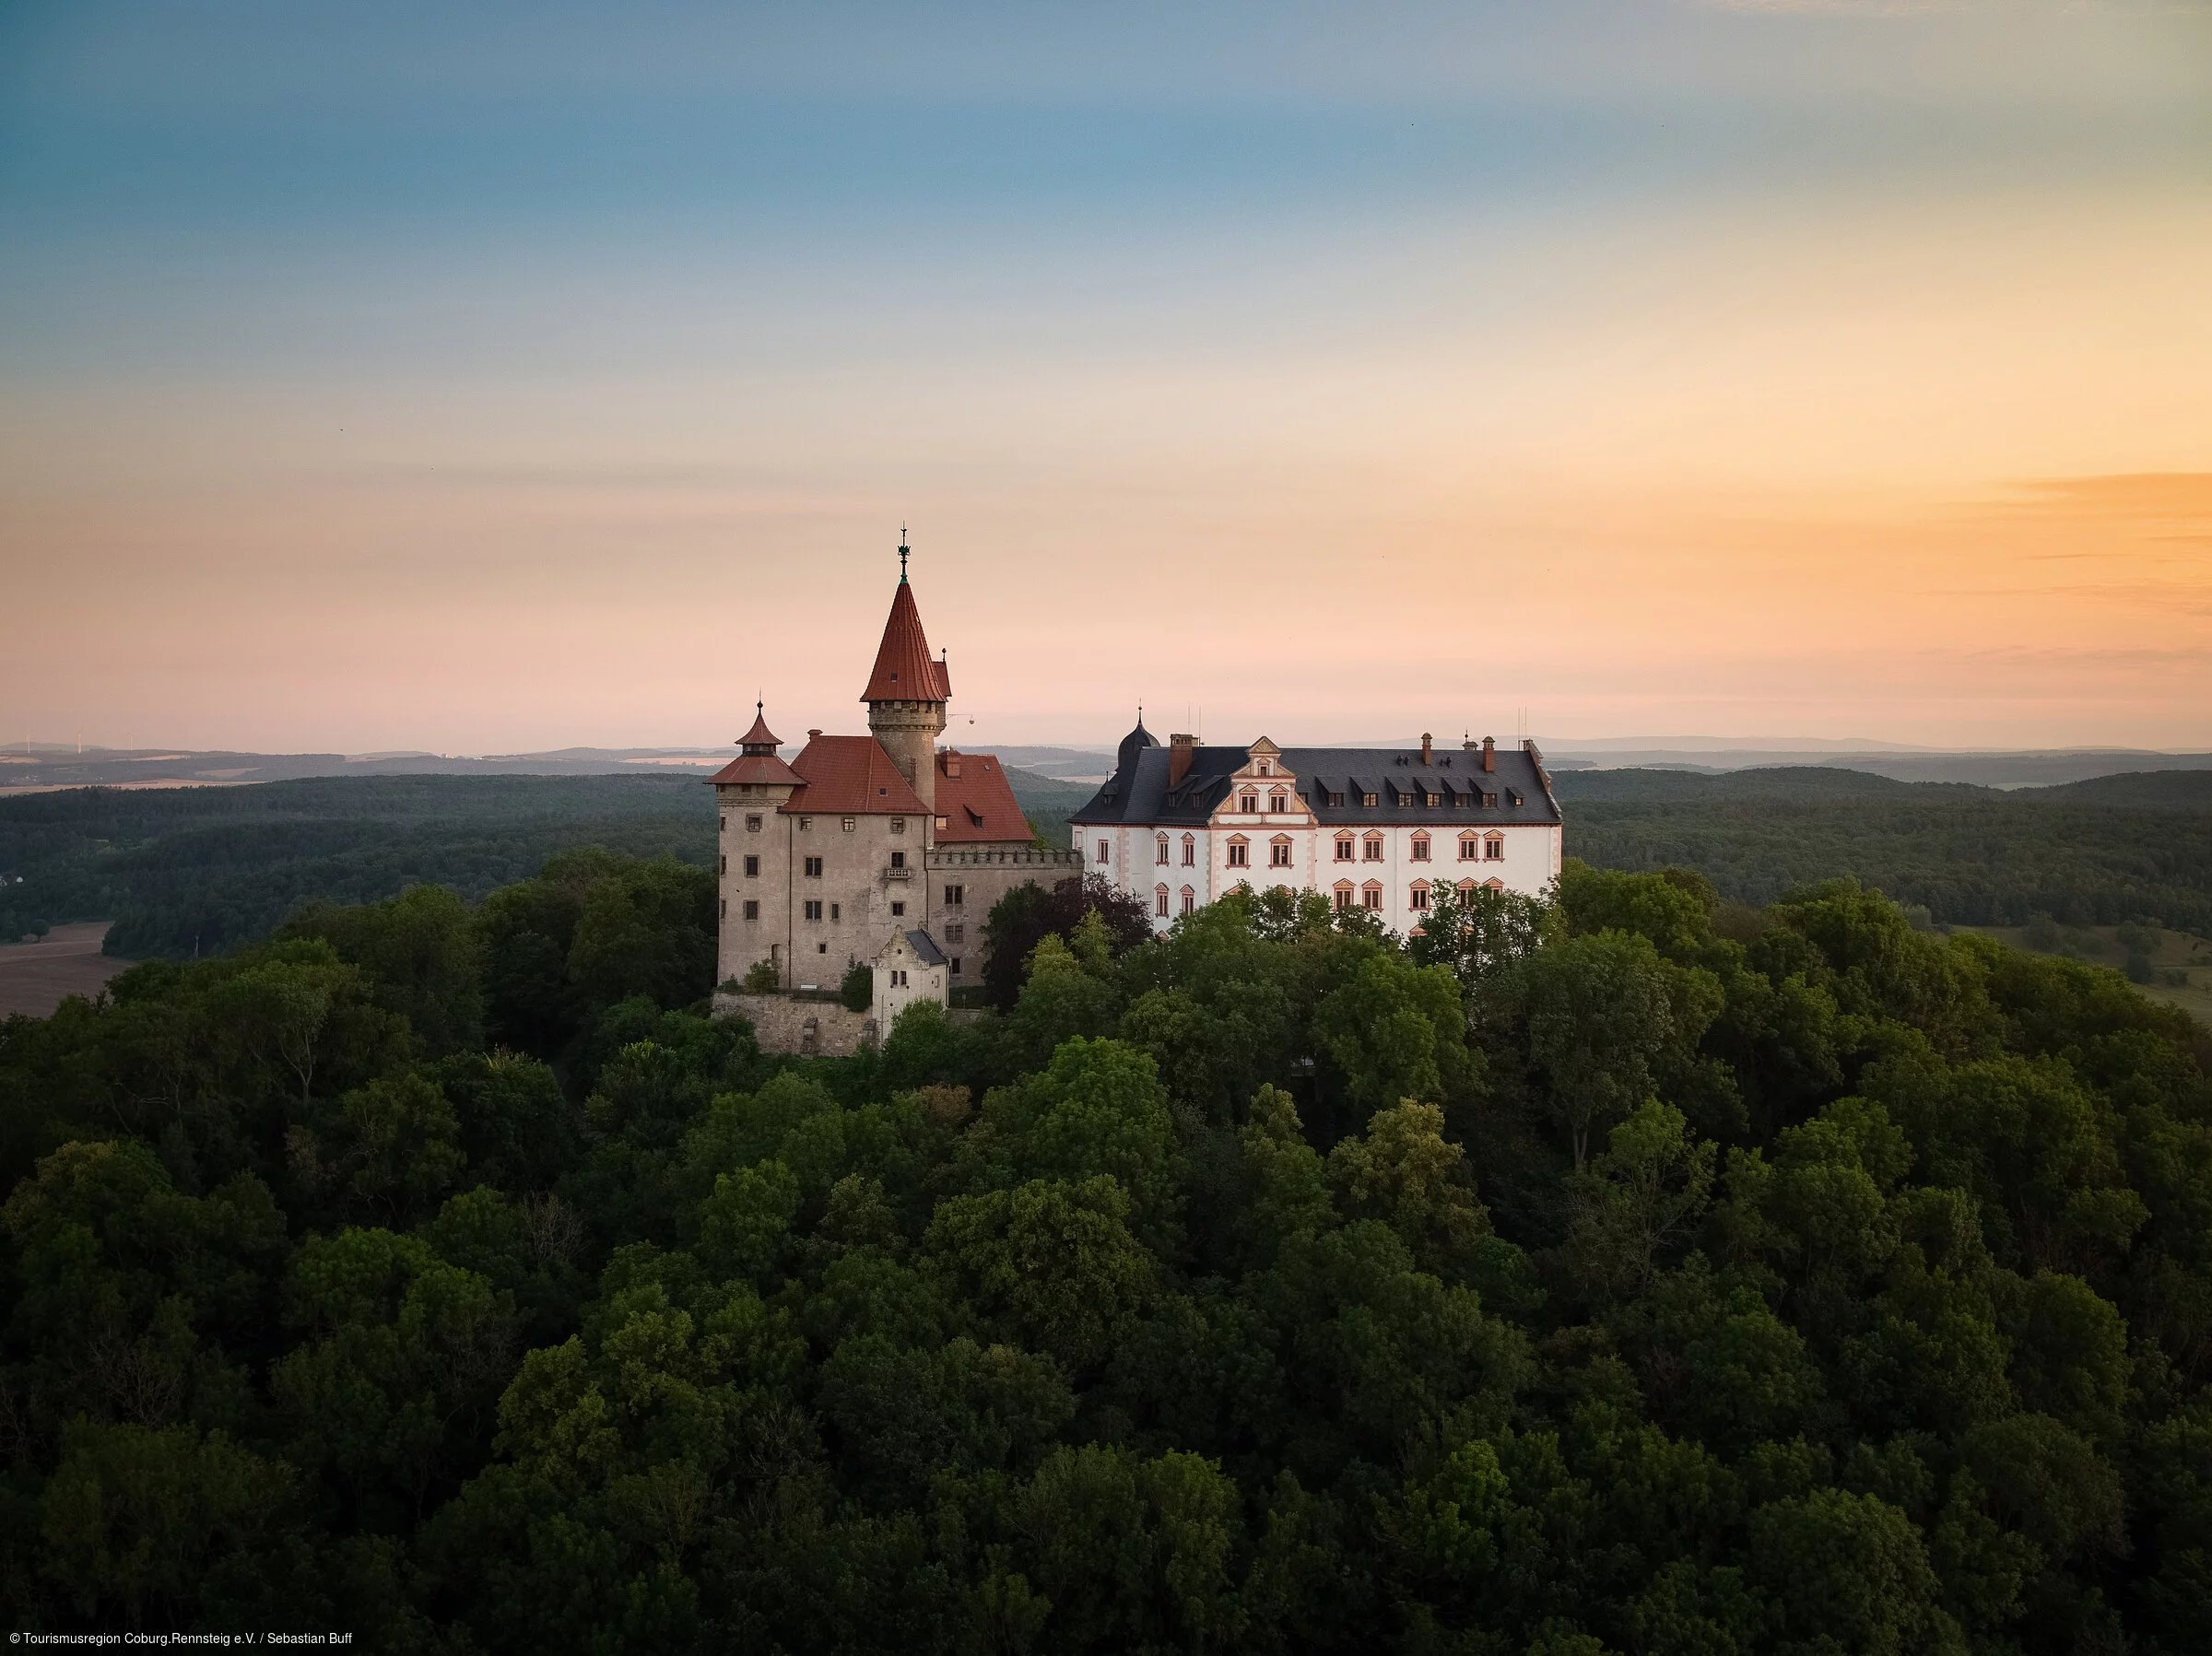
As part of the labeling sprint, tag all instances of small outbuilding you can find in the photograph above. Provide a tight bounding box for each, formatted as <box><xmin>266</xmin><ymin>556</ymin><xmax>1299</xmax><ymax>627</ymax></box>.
<box><xmin>874</xmin><ymin>929</ymin><xmax>949</xmax><ymax>1029</ymax></box>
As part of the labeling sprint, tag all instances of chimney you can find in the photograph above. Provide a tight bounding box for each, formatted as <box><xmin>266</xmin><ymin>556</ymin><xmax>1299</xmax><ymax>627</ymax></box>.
<box><xmin>1420</xmin><ymin>733</ymin><xmax>1432</xmax><ymax>766</ymax></box>
<box><xmin>1169</xmin><ymin>733</ymin><xmax>1198</xmax><ymax>787</ymax></box>
<box><xmin>943</xmin><ymin>751</ymin><xmax>962</xmax><ymax>780</ymax></box>
<box><xmin>808</xmin><ymin>728</ymin><xmax>823</xmax><ymax>740</ymax></box>
<box><xmin>1481</xmin><ymin>735</ymin><xmax>1495</xmax><ymax>772</ymax></box>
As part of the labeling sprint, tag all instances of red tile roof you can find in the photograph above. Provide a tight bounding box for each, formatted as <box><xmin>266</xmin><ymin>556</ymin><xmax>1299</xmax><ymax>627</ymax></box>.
<box><xmin>736</xmin><ymin>708</ymin><xmax>781</xmax><ymax>749</ymax></box>
<box><xmin>861</xmin><ymin>579</ymin><xmax>950</xmax><ymax>703</ymax></box>
<box><xmin>934</xmin><ymin>750</ymin><xmax>1033</xmax><ymax>844</ymax></box>
<box><xmin>780</xmin><ymin>734</ymin><xmax>926</xmax><ymax>815</ymax></box>
<box><xmin>709</xmin><ymin>751</ymin><xmax>802</xmax><ymax>786</ymax></box>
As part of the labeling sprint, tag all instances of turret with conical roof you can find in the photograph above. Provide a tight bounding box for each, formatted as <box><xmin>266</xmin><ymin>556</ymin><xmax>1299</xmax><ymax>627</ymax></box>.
<box><xmin>864</xmin><ymin>534</ymin><xmax>948</xmax><ymax>821</ymax></box>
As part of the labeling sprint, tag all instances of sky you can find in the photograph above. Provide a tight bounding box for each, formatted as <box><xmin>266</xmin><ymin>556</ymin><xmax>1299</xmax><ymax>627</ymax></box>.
<box><xmin>2</xmin><ymin>1</ymin><xmax>2209</xmax><ymax>756</ymax></box>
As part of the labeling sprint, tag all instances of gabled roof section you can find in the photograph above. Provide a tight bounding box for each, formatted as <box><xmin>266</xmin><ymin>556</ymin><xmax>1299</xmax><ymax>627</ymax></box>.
<box><xmin>781</xmin><ymin>734</ymin><xmax>927</xmax><ymax>815</ymax></box>
<box><xmin>862</xmin><ymin>579</ymin><xmax>950</xmax><ymax>703</ymax></box>
<box><xmin>1071</xmin><ymin>742</ymin><xmax>1562</xmax><ymax>828</ymax></box>
<box><xmin>934</xmin><ymin>750</ymin><xmax>1033</xmax><ymax>844</ymax></box>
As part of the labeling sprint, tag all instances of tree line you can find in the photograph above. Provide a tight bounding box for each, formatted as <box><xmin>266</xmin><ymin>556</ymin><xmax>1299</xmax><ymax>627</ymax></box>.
<box><xmin>2</xmin><ymin>844</ymin><xmax>2207</xmax><ymax>1650</ymax></box>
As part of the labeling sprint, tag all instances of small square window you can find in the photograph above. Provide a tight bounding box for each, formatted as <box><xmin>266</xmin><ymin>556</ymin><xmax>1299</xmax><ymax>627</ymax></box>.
<box><xmin>799</xmin><ymin>816</ymin><xmax>812</xmax><ymax>830</ymax></box>
<box><xmin>890</xmin><ymin>851</ymin><xmax>906</xmax><ymax>869</ymax></box>
<box><xmin>744</xmin><ymin>854</ymin><xmax>759</xmax><ymax>876</ymax></box>
<box><xmin>804</xmin><ymin>856</ymin><xmax>823</xmax><ymax>878</ymax></box>
<box><xmin>951</xmin><ymin>957</ymin><xmax>962</xmax><ymax>976</ymax></box>
<box><xmin>842</xmin><ymin>816</ymin><xmax>856</xmax><ymax>832</ymax></box>
<box><xmin>830</xmin><ymin>903</ymin><xmax>840</xmax><ymax>921</ymax></box>
<box><xmin>743</xmin><ymin>900</ymin><xmax>759</xmax><ymax>921</ymax></box>
<box><xmin>891</xmin><ymin>817</ymin><xmax>905</xmax><ymax>834</ymax></box>
<box><xmin>890</xmin><ymin>901</ymin><xmax>906</xmax><ymax>917</ymax></box>
<box><xmin>818</xmin><ymin>942</ymin><xmax>828</xmax><ymax>954</ymax></box>
<box><xmin>746</xmin><ymin>815</ymin><xmax>763</xmax><ymax>832</ymax></box>
<box><xmin>803</xmin><ymin>898</ymin><xmax>823</xmax><ymax>921</ymax></box>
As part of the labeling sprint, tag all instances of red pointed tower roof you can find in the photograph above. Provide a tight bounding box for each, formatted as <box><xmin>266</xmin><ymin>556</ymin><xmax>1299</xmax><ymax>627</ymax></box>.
<box><xmin>861</xmin><ymin>542</ymin><xmax>951</xmax><ymax>704</ymax></box>
<box><xmin>708</xmin><ymin>700</ymin><xmax>803</xmax><ymax>786</ymax></box>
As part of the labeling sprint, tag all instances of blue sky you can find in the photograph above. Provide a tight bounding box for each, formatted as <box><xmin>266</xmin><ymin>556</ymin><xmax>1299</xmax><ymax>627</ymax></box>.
<box><xmin>3</xmin><ymin>2</ymin><xmax>2208</xmax><ymax>752</ymax></box>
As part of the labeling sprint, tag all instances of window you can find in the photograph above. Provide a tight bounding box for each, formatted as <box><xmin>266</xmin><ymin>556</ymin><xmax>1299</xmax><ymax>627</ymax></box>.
<box><xmin>1333</xmin><ymin>882</ymin><xmax>1355</xmax><ymax>912</ymax></box>
<box><xmin>719</xmin><ymin>814</ymin><xmax>727</xmax><ymax>835</ymax></box>
<box><xmin>1157</xmin><ymin>836</ymin><xmax>1170</xmax><ymax>864</ymax></box>
<box><xmin>1182</xmin><ymin>834</ymin><xmax>1195</xmax><ymax>866</ymax></box>
<box><xmin>947</xmin><ymin>923</ymin><xmax>964</xmax><ymax>943</ymax></box>
<box><xmin>1410</xmin><ymin>883</ymin><xmax>1430</xmax><ymax>910</ymax></box>
<box><xmin>1240</xmin><ymin>792</ymin><xmax>1258</xmax><ymax>813</ymax></box>
<box><xmin>890</xmin><ymin>901</ymin><xmax>906</xmax><ymax>917</ymax></box>
<box><xmin>1335</xmin><ymin>834</ymin><xmax>1355</xmax><ymax>862</ymax></box>
<box><xmin>1096</xmin><ymin>839</ymin><xmax>1111</xmax><ymax>864</ymax></box>
<box><xmin>1485</xmin><ymin>833</ymin><xmax>1505</xmax><ymax>862</ymax></box>
<box><xmin>1328</xmin><ymin>791</ymin><xmax>1346</xmax><ymax>806</ymax></box>
<box><xmin>743</xmin><ymin>900</ymin><xmax>759</xmax><ymax>921</ymax></box>
<box><xmin>804</xmin><ymin>856</ymin><xmax>823</xmax><ymax>878</ymax></box>
<box><xmin>1362</xmin><ymin>792</ymin><xmax>1379</xmax><ymax>807</ymax></box>
<box><xmin>945</xmin><ymin>885</ymin><xmax>966</xmax><ymax>907</ymax></box>
<box><xmin>1362</xmin><ymin>883</ymin><xmax>1383</xmax><ymax>910</ymax></box>
<box><xmin>841</xmin><ymin>816</ymin><xmax>855</xmax><ymax>832</ymax></box>
<box><xmin>1363</xmin><ymin>833</ymin><xmax>1384</xmax><ymax>862</ymax></box>
<box><xmin>1410</xmin><ymin>833</ymin><xmax>1430</xmax><ymax>862</ymax></box>
<box><xmin>744</xmin><ymin>854</ymin><xmax>759</xmax><ymax>877</ymax></box>
<box><xmin>890</xmin><ymin>851</ymin><xmax>906</xmax><ymax>869</ymax></box>
<box><xmin>1485</xmin><ymin>877</ymin><xmax>1505</xmax><ymax>892</ymax></box>
<box><xmin>890</xmin><ymin>969</ymin><xmax>907</xmax><ymax>987</ymax></box>
<box><xmin>1269</xmin><ymin>837</ymin><xmax>1292</xmax><ymax>868</ymax></box>
<box><xmin>830</xmin><ymin>902</ymin><xmax>841</xmax><ymax>921</ymax></box>
<box><xmin>1257</xmin><ymin>759</ymin><xmax>1272</xmax><ymax>776</ymax></box>
<box><xmin>1227</xmin><ymin>837</ymin><xmax>1250</xmax><ymax>868</ymax></box>
<box><xmin>719</xmin><ymin>897</ymin><xmax>725</xmax><ymax>918</ymax></box>
<box><xmin>818</xmin><ymin>942</ymin><xmax>828</xmax><ymax>953</ymax></box>
<box><xmin>951</xmin><ymin>957</ymin><xmax>962</xmax><ymax>976</ymax></box>
<box><xmin>1181</xmin><ymin>887</ymin><xmax>1196</xmax><ymax>916</ymax></box>
<box><xmin>746</xmin><ymin>815</ymin><xmax>762</xmax><ymax>832</ymax></box>
<box><xmin>1156</xmin><ymin>885</ymin><xmax>1171</xmax><ymax>917</ymax></box>
<box><xmin>803</xmin><ymin>899</ymin><xmax>823</xmax><ymax>921</ymax></box>
<box><xmin>719</xmin><ymin>854</ymin><xmax>726</xmax><ymax>875</ymax></box>
<box><xmin>935</xmin><ymin>816</ymin><xmax>948</xmax><ymax>831</ymax></box>
<box><xmin>890</xmin><ymin>817</ymin><xmax>905</xmax><ymax>834</ymax></box>
<box><xmin>799</xmin><ymin>816</ymin><xmax>812</xmax><ymax>830</ymax></box>
<box><xmin>1268</xmin><ymin>790</ymin><xmax>1287</xmax><ymax>812</ymax></box>
<box><xmin>1459</xmin><ymin>833</ymin><xmax>1479</xmax><ymax>862</ymax></box>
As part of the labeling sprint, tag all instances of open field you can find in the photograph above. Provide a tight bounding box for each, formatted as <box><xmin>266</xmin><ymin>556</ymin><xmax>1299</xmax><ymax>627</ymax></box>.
<box><xmin>0</xmin><ymin>922</ymin><xmax>131</xmax><ymax>1018</ymax></box>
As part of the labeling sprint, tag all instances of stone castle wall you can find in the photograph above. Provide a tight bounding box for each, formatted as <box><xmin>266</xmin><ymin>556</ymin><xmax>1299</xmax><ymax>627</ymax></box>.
<box><xmin>713</xmin><ymin>992</ymin><xmax>877</xmax><ymax>1057</ymax></box>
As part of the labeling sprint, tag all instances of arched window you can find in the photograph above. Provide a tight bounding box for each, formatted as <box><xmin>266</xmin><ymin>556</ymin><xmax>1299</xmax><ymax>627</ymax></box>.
<box><xmin>1360</xmin><ymin>881</ymin><xmax>1384</xmax><ymax>910</ymax></box>
<box><xmin>1410</xmin><ymin>831</ymin><xmax>1431</xmax><ymax>863</ymax></box>
<box><xmin>1335</xmin><ymin>833</ymin><xmax>1355</xmax><ymax>862</ymax></box>
<box><xmin>1269</xmin><ymin>835</ymin><xmax>1293</xmax><ymax>868</ymax></box>
<box><xmin>1155</xmin><ymin>884</ymin><xmax>1170</xmax><ymax>918</ymax></box>
<box><xmin>1181</xmin><ymin>886</ymin><xmax>1196</xmax><ymax>915</ymax></box>
<box><xmin>1226</xmin><ymin>835</ymin><xmax>1250</xmax><ymax>868</ymax></box>
<box><xmin>1156</xmin><ymin>835</ymin><xmax>1170</xmax><ymax>865</ymax></box>
<box><xmin>1333</xmin><ymin>880</ymin><xmax>1355</xmax><ymax>911</ymax></box>
<box><xmin>1484</xmin><ymin>832</ymin><xmax>1505</xmax><ymax>862</ymax></box>
<box><xmin>1458</xmin><ymin>831</ymin><xmax>1480</xmax><ymax>861</ymax></box>
<box><xmin>1181</xmin><ymin>833</ymin><xmax>1196</xmax><ymax>866</ymax></box>
<box><xmin>1410</xmin><ymin>880</ymin><xmax>1431</xmax><ymax>911</ymax></box>
<box><xmin>1362</xmin><ymin>831</ymin><xmax>1385</xmax><ymax>862</ymax></box>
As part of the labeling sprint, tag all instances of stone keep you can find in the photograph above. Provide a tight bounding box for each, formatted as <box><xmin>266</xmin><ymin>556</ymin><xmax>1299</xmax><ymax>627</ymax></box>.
<box><xmin>712</xmin><ymin>545</ymin><xmax>1083</xmax><ymax>992</ymax></box>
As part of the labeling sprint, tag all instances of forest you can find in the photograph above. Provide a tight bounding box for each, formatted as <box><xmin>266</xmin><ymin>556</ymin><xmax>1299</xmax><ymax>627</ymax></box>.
<box><xmin>2</xmin><ymin>844</ymin><xmax>2209</xmax><ymax>1653</ymax></box>
<box><xmin>6</xmin><ymin>767</ymin><xmax>2209</xmax><ymax>966</ymax></box>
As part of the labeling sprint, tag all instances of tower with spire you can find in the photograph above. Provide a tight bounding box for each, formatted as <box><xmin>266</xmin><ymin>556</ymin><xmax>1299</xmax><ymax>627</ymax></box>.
<box><xmin>861</xmin><ymin>529</ymin><xmax>950</xmax><ymax>825</ymax></box>
<box><xmin>709</xmin><ymin>532</ymin><xmax>1079</xmax><ymax>999</ymax></box>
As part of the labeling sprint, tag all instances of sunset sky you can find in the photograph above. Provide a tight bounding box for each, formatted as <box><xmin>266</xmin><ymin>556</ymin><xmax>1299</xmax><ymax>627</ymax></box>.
<box><xmin>3</xmin><ymin>2</ymin><xmax>2208</xmax><ymax>755</ymax></box>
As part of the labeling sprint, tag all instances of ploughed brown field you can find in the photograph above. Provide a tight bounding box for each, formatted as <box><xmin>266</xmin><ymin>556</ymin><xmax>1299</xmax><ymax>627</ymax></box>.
<box><xmin>0</xmin><ymin>922</ymin><xmax>132</xmax><ymax>1018</ymax></box>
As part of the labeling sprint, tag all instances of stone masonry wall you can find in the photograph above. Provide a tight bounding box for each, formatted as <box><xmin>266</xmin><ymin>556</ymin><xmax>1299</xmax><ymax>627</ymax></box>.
<box><xmin>713</xmin><ymin>992</ymin><xmax>877</xmax><ymax>1058</ymax></box>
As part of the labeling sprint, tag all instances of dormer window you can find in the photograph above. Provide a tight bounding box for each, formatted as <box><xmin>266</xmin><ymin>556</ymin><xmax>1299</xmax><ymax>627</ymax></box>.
<box><xmin>1257</xmin><ymin>759</ymin><xmax>1273</xmax><ymax>776</ymax></box>
<box><xmin>1362</xmin><ymin>792</ymin><xmax>1379</xmax><ymax>807</ymax></box>
<box><xmin>1240</xmin><ymin>792</ymin><xmax>1259</xmax><ymax>813</ymax></box>
<box><xmin>1268</xmin><ymin>790</ymin><xmax>1287</xmax><ymax>813</ymax></box>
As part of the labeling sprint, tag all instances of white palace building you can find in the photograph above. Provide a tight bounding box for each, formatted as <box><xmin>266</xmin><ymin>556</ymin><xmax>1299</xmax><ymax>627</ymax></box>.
<box><xmin>1068</xmin><ymin>723</ymin><xmax>1564</xmax><ymax>932</ymax></box>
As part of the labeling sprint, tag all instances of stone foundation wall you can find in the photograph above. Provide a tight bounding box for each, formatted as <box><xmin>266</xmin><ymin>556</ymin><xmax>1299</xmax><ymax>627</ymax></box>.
<box><xmin>713</xmin><ymin>992</ymin><xmax>877</xmax><ymax>1057</ymax></box>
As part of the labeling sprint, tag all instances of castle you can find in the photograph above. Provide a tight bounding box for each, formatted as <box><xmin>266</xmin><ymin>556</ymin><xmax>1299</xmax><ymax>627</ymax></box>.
<box><xmin>711</xmin><ymin>546</ymin><xmax>1080</xmax><ymax>992</ymax></box>
<box><xmin>715</xmin><ymin>543</ymin><xmax>1563</xmax><ymax>997</ymax></box>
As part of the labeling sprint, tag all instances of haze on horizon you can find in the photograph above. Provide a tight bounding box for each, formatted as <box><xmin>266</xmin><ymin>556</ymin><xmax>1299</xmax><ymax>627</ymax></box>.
<box><xmin>2</xmin><ymin>1</ymin><xmax>2208</xmax><ymax>758</ymax></box>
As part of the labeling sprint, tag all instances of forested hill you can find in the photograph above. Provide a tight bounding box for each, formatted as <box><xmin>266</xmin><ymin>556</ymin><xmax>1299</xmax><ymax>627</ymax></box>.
<box><xmin>2</xmin><ymin>858</ymin><xmax>2209</xmax><ymax>1648</ymax></box>
<box><xmin>1555</xmin><ymin>767</ymin><xmax>2212</xmax><ymax>934</ymax></box>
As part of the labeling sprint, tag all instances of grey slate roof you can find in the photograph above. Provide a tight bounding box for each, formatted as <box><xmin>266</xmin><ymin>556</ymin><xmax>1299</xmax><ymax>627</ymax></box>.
<box><xmin>903</xmin><ymin>929</ymin><xmax>948</xmax><ymax>967</ymax></box>
<box><xmin>1070</xmin><ymin>743</ymin><xmax>1562</xmax><ymax>828</ymax></box>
